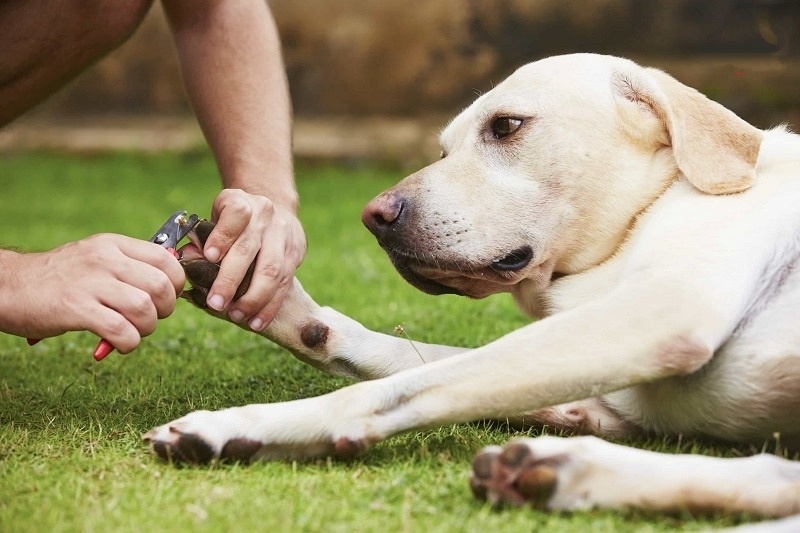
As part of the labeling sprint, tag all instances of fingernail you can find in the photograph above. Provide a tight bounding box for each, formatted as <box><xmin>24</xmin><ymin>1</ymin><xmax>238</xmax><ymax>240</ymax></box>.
<box><xmin>205</xmin><ymin>247</ymin><xmax>221</xmax><ymax>263</ymax></box>
<box><xmin>229</xmin><ymin>309</ymin><xmax>245</xmax><ymax>323</ymax></box>
<box><xmin>207</xmin><ymin>294</ymin><xmax>226</xmax><ymax>311</ymax></box>
<box><xmin>249</xmin><ymin>317</ymin><xmax>264</xmax><ymax>331</ymax></box>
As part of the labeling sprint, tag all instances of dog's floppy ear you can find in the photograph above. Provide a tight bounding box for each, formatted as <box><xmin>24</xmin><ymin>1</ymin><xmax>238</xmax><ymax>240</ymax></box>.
<box><xmin>613</xmin><ymin>68</ymin><xmax>762</xmax><ymax>195</ymax></box>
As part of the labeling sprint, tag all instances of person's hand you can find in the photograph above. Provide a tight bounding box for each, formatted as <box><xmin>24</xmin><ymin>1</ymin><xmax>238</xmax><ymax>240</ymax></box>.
<box><xmin>200</xmin><ymin>189</ymin><xmax>306</xmax><ymax>331</ymax></box>
<box><xmin>0</xmin><ymin>234</ymin><xmax>185</xmax><ymax>353</ymax></box>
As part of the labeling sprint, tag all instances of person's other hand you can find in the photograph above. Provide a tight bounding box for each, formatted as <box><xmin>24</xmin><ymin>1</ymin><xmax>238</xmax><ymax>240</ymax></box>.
<box><xmin>0</xmin><ymin>234</ymin><xmax>185</xmax><ymax>353</ymax></box>
<box><xmin>200</xmin><ymin>188</ymin><xmax>306</xmax><ymax>331</ymax></box>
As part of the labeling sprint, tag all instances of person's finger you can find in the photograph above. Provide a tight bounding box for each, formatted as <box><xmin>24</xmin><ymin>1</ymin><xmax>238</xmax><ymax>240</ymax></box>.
<box><xmin>243</xmin><ymin>220</ymin><xmax>305</xmax><ymax>330</ymax></box>
<box><xmin>93</xmin><ymin>235</ymin><xmax>183</xmax><ymax>317</ymax></box>
<box><xmin>111</xmin><ymin>260</ymin><xmax>180</xmax><ymax>319</ymax></box>
<box><xmin>112</xmin><ymin>236</ymin><xmax>186</xmax><ymax>295</ymax></box>
<box><xmin>247</xmin><ymin>276</ymin><xmax>292</xmax><ymax>331</ymax></box>
<box><xmin>226</xmin><ymin>227</ymin><xmax>289</xmax><ymax>325</ymax></box>
<box><xmin>205</xmin><ymin>190</ymin><xmax>259</xmax><ymax>264</ymax></box>
<box><xmin>98</xmin><ymin>283</ymin><xmax>160</xmax><ymax>339</ymax></box>
<box><xmin>82</xmin><ymin>301</ymin><xmax>142</xmax><ymax>355</ymax></box>
<box><xmin>206</xmin><ymin>225</ymin><xmax>262</xmax><ymax>312</ymax></box>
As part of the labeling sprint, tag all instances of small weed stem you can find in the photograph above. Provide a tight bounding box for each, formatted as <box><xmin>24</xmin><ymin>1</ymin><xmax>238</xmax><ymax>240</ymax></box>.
<box><xmin>394</xmin><ymin>324</ymin><xmax>426</xmax><ymax>364</ymax></box>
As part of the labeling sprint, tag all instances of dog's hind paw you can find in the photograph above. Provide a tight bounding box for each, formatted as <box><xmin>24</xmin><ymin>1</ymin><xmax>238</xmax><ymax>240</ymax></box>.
<box><xmin>470</xmin><ymin>438</ymin><xmax>565</xmax><ymax>508</ymax></box>
<box><xmin>469</xmin><ymin>435</ymin><xmax>800</xmax><ymax>517</ymax></box>
<box><xmin>470</xmin><ymin>435</ymin><xmax>646</xmax><ymax>511</ymax></box>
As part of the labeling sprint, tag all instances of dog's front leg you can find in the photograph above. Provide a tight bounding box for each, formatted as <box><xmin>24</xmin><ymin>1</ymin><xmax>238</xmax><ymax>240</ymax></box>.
<box><xmin>145</xmin><ymin>271</ymin><xmax>745</xmax><ymax>463</ymax></box>
<box><xmin>180</xmin><ymin>221</ymin><xmax>467</xmax><ymax>380</ymax></box>
<box><xmin>199</xmin><ymin>277</ymin><xmax>467</xmax><ymax>380</ymax></box>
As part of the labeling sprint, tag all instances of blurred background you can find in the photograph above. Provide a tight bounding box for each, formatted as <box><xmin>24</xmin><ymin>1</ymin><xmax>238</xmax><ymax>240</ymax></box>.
<box><xmin>2</xmin><ymin>0</ymin><xmax>800</xmax><ymax>166</ymax></box>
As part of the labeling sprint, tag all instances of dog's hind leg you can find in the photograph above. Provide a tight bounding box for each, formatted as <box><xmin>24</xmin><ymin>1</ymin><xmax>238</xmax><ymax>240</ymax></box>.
<box><xmin>511</xmin><ymin>397</ymin><xmax>640</xmax><ymax>439</ymax></box>
<box><xmin>469</xmin><ymin>435</ymin><xmax>800</xmax><ymax>518</ymax></box>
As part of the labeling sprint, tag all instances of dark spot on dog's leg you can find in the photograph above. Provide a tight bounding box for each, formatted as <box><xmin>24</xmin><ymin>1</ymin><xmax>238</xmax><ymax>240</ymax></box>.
<box><xmin>300</xmin><ymin>321</ymin><xmax>329</xmax><ymax>349</ymax></box>
<box><xmin>333</xmin><ymin>436</ymin><xmax>368</xmax><ymax>458</ymax></box>
<box><xmin>220</xmin><ymin>438</ymin><xmax>263</xmax><ymax>463</ymax></box>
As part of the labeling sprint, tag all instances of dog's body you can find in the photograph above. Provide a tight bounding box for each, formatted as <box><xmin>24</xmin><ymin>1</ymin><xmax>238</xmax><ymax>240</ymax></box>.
<box><xmin>146</xmin><ymin>54</ymin><xmax>800</xmax><ymax>520</ymax></box>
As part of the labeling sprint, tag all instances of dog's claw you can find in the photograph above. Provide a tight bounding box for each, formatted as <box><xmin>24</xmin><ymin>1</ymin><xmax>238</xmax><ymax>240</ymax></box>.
<box><xmin>181</xmin><ymin>259</ymin><xmax>220</xmax><ymax>294</ymax></box>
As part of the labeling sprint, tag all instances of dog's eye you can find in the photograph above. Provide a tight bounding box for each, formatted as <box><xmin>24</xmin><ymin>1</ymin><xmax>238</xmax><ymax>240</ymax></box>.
<box><xmin>491</xmin><ymin>117</ymin><xmax>523</xmax><ymax>139</ymax></box>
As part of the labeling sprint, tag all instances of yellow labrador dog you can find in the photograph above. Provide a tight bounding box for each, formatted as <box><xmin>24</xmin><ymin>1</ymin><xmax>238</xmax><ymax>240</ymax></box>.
<box><xmin>145</xmin><ymin>54</ymin><xmax>800</xmax><ymax>521</ymax></box>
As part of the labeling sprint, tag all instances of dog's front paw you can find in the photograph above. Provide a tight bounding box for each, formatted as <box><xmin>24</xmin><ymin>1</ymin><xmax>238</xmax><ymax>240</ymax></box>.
<box><xmin>179</xmin><ymin>220</ymin><xmax>254</xmax><ymax>309</ymax></box>
<box><xmin>143</xmin><ymin>410</ymin><xmax>264</xmax><ymax>464</ymax></box>
<box><xmin>144</xmin><ymin>402</ymin><xmax>373</xmax><ymax>465</ymax></box>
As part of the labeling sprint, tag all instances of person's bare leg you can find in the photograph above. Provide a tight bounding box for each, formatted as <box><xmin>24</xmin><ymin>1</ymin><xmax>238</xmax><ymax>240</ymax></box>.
<box><xmin>0</xmin><ymin>0</ymin><xmax>154</xmax><ymax>126</ymax></box>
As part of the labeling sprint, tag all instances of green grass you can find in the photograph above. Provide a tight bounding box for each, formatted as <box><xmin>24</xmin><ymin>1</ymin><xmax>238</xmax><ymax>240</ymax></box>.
<box><xmin>0</xmin><ymin>151</ymin><xmax>781</xmax><ymax>532</ymax></box>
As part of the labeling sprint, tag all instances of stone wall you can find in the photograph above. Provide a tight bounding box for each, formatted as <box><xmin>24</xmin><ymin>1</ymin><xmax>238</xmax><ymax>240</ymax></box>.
<box><xmin>20</xmin><ymin>0</ymin><xmax>800</xmax><ymax>127</ymax></box>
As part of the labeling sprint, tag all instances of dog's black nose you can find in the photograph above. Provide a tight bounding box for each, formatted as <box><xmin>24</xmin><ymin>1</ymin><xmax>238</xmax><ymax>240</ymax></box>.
<box><xmin>362</xmin><ymin>192</ymin><xmax>406</xmax><ymax>240</ymax></box>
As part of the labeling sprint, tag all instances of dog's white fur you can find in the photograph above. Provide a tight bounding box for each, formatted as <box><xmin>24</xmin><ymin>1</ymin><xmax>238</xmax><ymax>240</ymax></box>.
<box><xmin>146</xmin><ymin>54</ymin><xmax>800</xmax><ymax>519</ymax></box>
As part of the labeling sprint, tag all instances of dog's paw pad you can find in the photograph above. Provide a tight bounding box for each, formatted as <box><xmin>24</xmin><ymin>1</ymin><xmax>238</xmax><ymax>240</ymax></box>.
<box><xmin>180</xmin><ymin>259</ymin><xmax>220</xmax><ymax>293</ymax></box>
<box><xmin>144</xmin><ymin>426</ymin><xmax>217</xmax><ymax>464</ymax></box>
<box><xmin>178</xmin><ymin>220</ymin><xmax>254</xmax><ymax>307</ymax></box>
<box><xmin>219</xmin><ymin>438</ymin><xmax>264</xmax><ymax>462</ymax></box>
<box><xmin>469</xmin><ymin>445</ymin><xmax>501</xmax><ymax>501</ymax></box>
<box><xmin>333</xmin><ymin>436</ymin><xmax>369</xmax><ymax>458</ymax></box>
<box><xmin>179</xmin><ymin>256</ymin><xmax>253</xmax><ymax>306</ymax></box>
<box><xmin>469</xmin><ymin>439</ymin><xmax>562</xmax><ymax>508</ymax></box>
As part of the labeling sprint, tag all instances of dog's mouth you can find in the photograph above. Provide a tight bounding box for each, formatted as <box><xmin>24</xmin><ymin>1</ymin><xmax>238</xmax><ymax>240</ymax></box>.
<box><xmin>385</xmin><ymin>245</ymin><xmax>538</xmax><ymax>297</ymax></box>
<box><xmin>488</xmin><ymin>246</ymin><xmax>534</xmax><ymax>273</ymax></box>
<box><xmin>392</xmin><ymin>263</ymin><xmax>461</xmax><ymax>295</ymax></box>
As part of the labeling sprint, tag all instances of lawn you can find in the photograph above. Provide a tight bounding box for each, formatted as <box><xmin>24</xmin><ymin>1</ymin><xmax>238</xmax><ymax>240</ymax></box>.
<box><xmin>0</xmin><ymin>151</ymin><xmax>780</xmax><ymax>532</ymax></box>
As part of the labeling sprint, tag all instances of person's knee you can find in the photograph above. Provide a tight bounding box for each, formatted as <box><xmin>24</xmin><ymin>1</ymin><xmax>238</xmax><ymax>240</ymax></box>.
<box><xmin>90</xmin><ymin>0</ymin><xmax>156</xmax><ymax>51</ymax></box>
<box><xmin>0</xmin><ymin>0</ymin><xmax>156</xmax><ymax>126</ymax></box>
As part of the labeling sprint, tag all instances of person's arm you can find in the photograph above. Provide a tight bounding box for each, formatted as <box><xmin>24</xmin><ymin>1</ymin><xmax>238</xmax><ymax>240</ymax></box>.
<box><xmin>163</xmin><ymin>0</ymin><xmax>305</xmax><ymax>332</ymax></box>
<box><xmin>0</xmin><ymin>236</ymin><xmax>185</xmax><ymax>353</ymax></box>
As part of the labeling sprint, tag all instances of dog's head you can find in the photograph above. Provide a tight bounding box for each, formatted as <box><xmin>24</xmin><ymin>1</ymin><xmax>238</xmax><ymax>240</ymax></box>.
<box><xmin>362</xmin><ymin>54</ymin><xmax>762</xmax><ymax>300</ymax></box>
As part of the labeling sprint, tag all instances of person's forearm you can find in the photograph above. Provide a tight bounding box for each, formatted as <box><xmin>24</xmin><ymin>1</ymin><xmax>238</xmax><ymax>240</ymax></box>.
<box><xmin>0</xmin><ymin>249</ymin><xmax>25</xmax><ymax>335</ymax></box>
<box><xmin>163</xmin><ymin>0</ymin><xmax>297</xmax><ymax>211</ymax></box>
